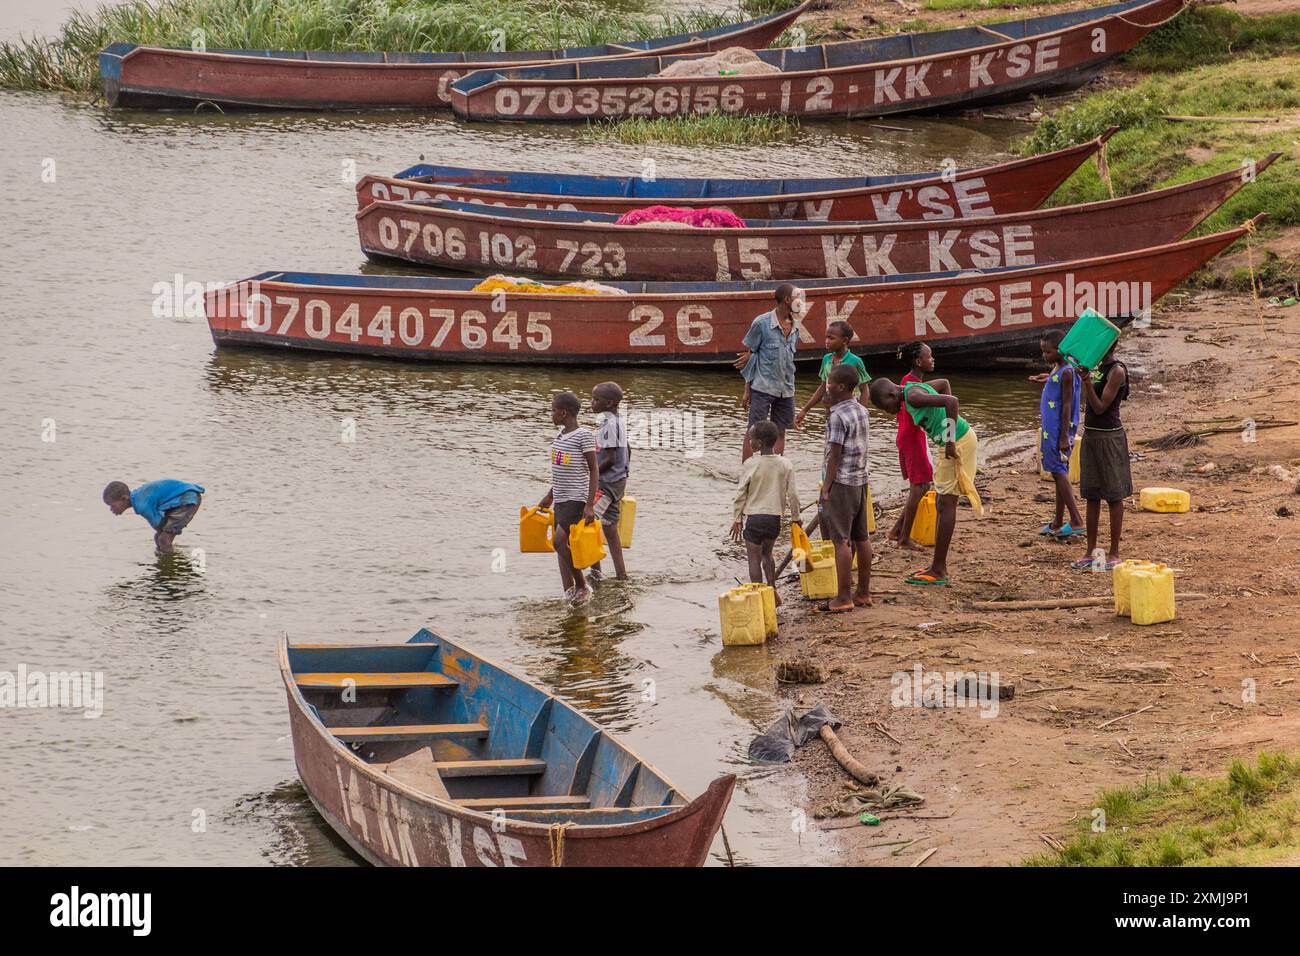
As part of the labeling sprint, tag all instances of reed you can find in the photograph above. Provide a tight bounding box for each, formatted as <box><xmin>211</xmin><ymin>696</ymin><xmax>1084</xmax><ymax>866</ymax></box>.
<box><xmin>584</xmin><ymin>112</ymin><xmax>801</xmax><ymax>146</ymax></box>
<box><xmin>0</xmin><ymin>0</ymin><xmax>741</xmax><ymax>93</ymax></box>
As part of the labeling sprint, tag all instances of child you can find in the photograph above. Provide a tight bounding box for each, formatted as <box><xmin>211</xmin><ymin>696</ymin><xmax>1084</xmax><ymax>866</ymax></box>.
<box><xmin>1071</xmin><ymin>340</ymin><xmax>1131</xmax><ymax>570</ymax></box>
<box><xmin>869</xmin><ymin>375</ymin><xmax>977</xmax><ymax>586</ymax></box>
<box><xmin>793</xmin><ymin>320</ymin><xmax>869</xmax><ymax>426</ymax></box>
<box><xmin>536</xmin><ymin>391</ymin><xmax>599</xmax><ymax>604</ymax></box>
<box><xmin>103</xmin><ymin>478</ymin><xmax>205</xmax><ymax>554</ymax></box>
<box><xmin>820</xmin><ymin>365</ymin><xmax>873</xmax><ymax>612</ymax></box>
<box><xmin>731</xmin><ymin>420</ymin><xmax>801</xmax><ymax>604</ymax></box>
<box><xmin>590</xmin><ymin>381</ymin><xmax>630</xmax><ymax>582</ymax></box>
<box><xmin>888</xmin><ymin>341</ymin><xmax>935</xmax><ymax>551</ymax></box>
<box><xmin>1036</xmin><ymin>329</ymin><xmax>1083</xmax><ymax>539</ymax></box>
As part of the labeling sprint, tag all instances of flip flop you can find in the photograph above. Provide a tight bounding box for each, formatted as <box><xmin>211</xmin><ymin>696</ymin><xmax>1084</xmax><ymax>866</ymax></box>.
<box><xmin>905</xmin><ymin>573</ymin><xmax>948</xmax><ymax>586</ymax></box>
<box><xmin>1050</xmin><ymin>523</ymin><xmax>1076</xmax><ymax>540</ymax></box>
<box><xmin>1036</xmin><ymin>523</ymin><xmax>1059</xmax><ymax>536</ymax></box>
<box><xmin>1069</xmin><ymin>557</ymin><xmax>1096</xmax><ymax>571</ymax></box>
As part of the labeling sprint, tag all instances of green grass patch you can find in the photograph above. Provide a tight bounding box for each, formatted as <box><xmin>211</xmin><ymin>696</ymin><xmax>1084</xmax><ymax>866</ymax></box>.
<box><xmin>1125</xmin><ymin>6</ymin><xmax>1300</xmax><ymax>73</ymax></box>
<box><xmin>584</xmin><ymin>111</ymin><xmax>800</xmax><ymax>146</ymax></box>
<box><xmin>1026</xmin><ymin>753</ymin><xmax>1300</xmax><ymax>867</ymax></box>
<box><xmin>0</xmin><ymin>0</ymin><xmax>743</xmax><ymax>94</ymax></box>
<box><xmin>1021</xmin><ymin>54</ymin><xmax>1300</xmax><ymax>233</ymax></box>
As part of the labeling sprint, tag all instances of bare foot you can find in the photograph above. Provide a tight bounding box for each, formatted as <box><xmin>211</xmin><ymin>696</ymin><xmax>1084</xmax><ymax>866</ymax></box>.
<box><xmin>853</xmin><ymin>594</ymin><xmax>873</xmax><ymax>607</ymax></box>
<box><xmin>826</xmin><ymin>598</ymin><xmax>854</xmax><ymax>613</ymax></box>
<box><xmin>897</xmin><ymin>537</ymin><xmax>925</xmax><ymax>551</ymax></box>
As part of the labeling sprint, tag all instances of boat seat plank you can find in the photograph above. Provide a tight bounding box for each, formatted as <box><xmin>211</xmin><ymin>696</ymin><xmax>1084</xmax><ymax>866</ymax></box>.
<box><xmin>436</xmin><ymin>758</ymin><xmax>546</xmax><ymax>778</ymax></box>
<box><xmin>332</xmin><ymin>722</ymin><xmax>488</xmax><ymax>742</ymax></box>
<box><xmin>457</xmin><ymin>794</ymin><xmax>591</xmax><ymax>810</ymax></box>
<box><xmin>296</xmin><ymin>671</ymin><xmax>456</xmax><ymax>690</ymax></box>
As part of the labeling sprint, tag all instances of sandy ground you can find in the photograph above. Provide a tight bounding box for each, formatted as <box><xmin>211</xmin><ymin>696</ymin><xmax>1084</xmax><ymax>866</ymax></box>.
<box><xmin>802</xmin><ymin>0</ymin><xmax>1299</xmax><ymax>36</ymax></box>
<box><xmin>770</xmin><ymin>286</ymin><xmax>1300</xmax><ymax>866</ymax></box>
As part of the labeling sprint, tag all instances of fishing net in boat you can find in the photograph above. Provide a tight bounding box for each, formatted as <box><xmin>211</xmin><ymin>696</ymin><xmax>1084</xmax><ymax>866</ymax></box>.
<box><xmin>655</xmin><ymin>46</ymin><xmax>780</xmax><ymax>78</ymax></box>
<box><xmin>471</xmin><ymin>275</ymin><xmax>628</xmax><ymax>295</ymax></box>
<box><xmin>614</xmin><ymin>205</ymin><xmax>746</xmax><ymax>228</ymax></box>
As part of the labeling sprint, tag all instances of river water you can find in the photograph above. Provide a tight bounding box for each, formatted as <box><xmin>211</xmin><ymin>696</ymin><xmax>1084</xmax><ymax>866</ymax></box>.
<box><xmin>0</xmin><ymin>1</ymin><xmax>1042</xmax><ymax>865</ymax></box>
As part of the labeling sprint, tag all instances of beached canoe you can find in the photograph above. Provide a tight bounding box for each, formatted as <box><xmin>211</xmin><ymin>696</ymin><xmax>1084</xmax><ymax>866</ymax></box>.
<box><xmin>280</xmin><ymin>633</ymin><xmax>735</xmax><ymax>866</ymax></box>
<box><xmin>97</xmin><ymin>2</ymin><xmax>808</xmax><ymax>110</ymax></box>
<box><xmin>206</xmin><ymin>219</ymin><xmax>1257</xmax><ymax>368</ymax></box>
<box><xmin>355</xmin><ymin>155</ymin><xmax>1277</xmax><ymax>280</ymax></box>
<box><xmin>356</xmin><ymin>129</ymin><xmax>1115</xmax><ymax>222</ymax></box>
<box><xmin>448</xmin><ymin>0</ymin><xmax>1186</xmax><ymax>122</ymax></box>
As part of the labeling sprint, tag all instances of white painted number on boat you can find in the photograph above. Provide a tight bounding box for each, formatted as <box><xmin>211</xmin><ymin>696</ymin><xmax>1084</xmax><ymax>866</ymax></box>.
<box><xmin>628</xmin><ymin>304</ymin><xmax>714</xmax><ymax>348</ymax></box>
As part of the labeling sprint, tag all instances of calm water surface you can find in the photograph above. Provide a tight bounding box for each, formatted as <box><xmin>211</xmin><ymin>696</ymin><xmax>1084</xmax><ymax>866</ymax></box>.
<box><xmin>0</xmin><ymin>2</ymin><xmax>1042</xmax><ymax>866</ymax></box>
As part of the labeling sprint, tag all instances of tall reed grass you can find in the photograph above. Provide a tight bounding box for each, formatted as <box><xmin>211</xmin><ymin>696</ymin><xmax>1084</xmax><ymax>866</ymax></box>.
<box><xmin>585</xmin><ymin>112</ymin><xmax>800</xmax><ymax>146</ymax></box>
<box><xmin>0</xmin><ymin>0</ymin><xmax>742</xmax><ymax>94</ymax></box>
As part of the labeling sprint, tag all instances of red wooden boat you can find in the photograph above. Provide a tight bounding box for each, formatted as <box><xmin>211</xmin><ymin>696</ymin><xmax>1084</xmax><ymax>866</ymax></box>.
<box><xmin>356</xmin><ymin>129</ymin><xmax>1115</xmax><ymax>222</ymax></box>
<box><xmin>448</xmin><ymin>0</ymin><xmax>1186</xmax><ymax>121</ymax></box>
<box><xmin>97</xmin><ymin>2</ymin><xmax>807</xmax><ymax>110</ymax></box>
<box><xmin>205</xmin><ymin>220</ymin><xmax>1257</xmax><ymax>368</ymax></box>
<box><xmin>355</xmin><ymin>156</ymin><xmax>1276</xmax><ymax>280</ymax></box>
<box><xmin>281</xmin><ymin>633</ymin><xmax>734</xmax><ymax>866</ymax></box>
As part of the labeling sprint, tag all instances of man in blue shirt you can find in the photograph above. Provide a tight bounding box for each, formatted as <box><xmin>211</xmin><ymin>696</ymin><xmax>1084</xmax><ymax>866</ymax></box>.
<box><xmin>104</xmin><ymin>478</ymin><xmax>205</xmax><ymax>554</ymax></box>
<box><xmin>735</xmin><ymin>283</ymin><xmax>801</xmax><ymax>460</ymax></box>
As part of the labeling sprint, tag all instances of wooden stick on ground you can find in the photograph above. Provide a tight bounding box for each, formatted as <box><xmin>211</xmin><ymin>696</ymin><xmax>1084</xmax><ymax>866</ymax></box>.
<box><xmin>910</xmin><ymin>847</ymin><xmax>938</xmax><ymax>867</ymax></box>
<box><xmin>1096</xmin><ymin>704</ymin><xmax>1154</xmax><ymax>730</ymax></box>
<box><xmin>1164</xmin><ymin>115</ymin><xmax>1278</xmax><ymax>124</ymax></box>
<box><xmin>819</xmin><ymin>724</ymin><xmax>879</xmax><ymax>787</ymax></box>
<box><xmin>972</xmin><ymin>594</ymin><xmax>1208</xmax><ymax>612</ymax></box>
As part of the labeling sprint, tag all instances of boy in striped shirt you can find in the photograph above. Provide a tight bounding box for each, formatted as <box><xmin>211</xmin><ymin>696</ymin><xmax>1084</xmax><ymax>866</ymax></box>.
<box><xmin>536</xmin><ymin>391</ymin><xmax>599</xmax><ymax>605</ymax></box>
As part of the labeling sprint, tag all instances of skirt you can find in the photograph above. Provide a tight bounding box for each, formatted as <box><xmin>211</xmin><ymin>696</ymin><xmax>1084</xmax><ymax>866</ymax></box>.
<box><xmin>1080</xmin><ymin>428</ymin><xmax>1133</xmax><ymax>502</ymax></box>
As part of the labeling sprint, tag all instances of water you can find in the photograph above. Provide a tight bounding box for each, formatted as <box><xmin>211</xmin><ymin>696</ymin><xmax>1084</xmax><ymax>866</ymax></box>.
<box><xmin>0</xmin><ymin>2</ymin><xmax>1042</xmax><ymax>866</ymax></box>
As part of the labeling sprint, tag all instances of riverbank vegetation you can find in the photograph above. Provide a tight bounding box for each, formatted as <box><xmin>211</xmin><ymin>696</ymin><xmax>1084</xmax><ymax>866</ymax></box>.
<box><xmin>584</xmin><ymin>112</ymin><xmax>800</xmax><ymax>146</ymax></box>
<box><xmin>0</xmin><ymin>0</ymin><xmax>741</xmax><ymax>94</ymax></box>
<box><xmin>1021</xmin><ymin>9</ymin><xmax>1300</xmax><ymax>242</ymax></box>
<box><xmin>1026</xmin><ymin>753</ymin><xmax>1300</xmax><ymax>866</ymax></box>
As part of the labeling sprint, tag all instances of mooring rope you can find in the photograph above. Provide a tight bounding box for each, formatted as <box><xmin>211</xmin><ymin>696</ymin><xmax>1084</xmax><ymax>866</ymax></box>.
<box><xmin>1114</xmin><ymin>2</ymin><xmax>1190</xmax><ymax>31</ymax></box>
<box><xmin>1095</xmin><ymin>136</ymin><xmax>1115</xmax><ymax>199</ymax></box>
<box><xmin>549</xmin><ymin>821</ymin><xmax>576</xmax><ymax>867</ymax></box>
<box><xmin>1241</xmin><ymin>217</ymin><xmax>1299</xmax><ymax>369</ymax></box>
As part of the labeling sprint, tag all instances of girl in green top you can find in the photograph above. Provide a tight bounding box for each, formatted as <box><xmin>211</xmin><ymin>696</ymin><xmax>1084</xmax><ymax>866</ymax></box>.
<box><xmin>794</xmin><ymin>321</ymin><xmax>870</xmax><ymax>426</ymax></box>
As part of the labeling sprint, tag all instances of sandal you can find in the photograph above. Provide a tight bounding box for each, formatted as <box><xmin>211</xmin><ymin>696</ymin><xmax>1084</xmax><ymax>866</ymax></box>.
<box><xmin>1050</xmin><ymin>523</ymin><xmax>1077</xmax><ymax>540</ymax></box>
<box><xmin>1036</xmin><ymin>523</ymin><xmax>1059</xmax><ymax>536</ymax></box>
<box><xmin>905</xmin><ymin>573</ymin><xmax>948</xmax><ymax>586</ymax></box>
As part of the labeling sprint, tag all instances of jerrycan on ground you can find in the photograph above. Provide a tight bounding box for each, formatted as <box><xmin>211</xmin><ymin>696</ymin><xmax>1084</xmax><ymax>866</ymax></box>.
<box><xmin>864</xmin><ymin>483</ymin><xmax>877</xmax><ymax>534</ymax></box>
<box><xmin>1058</xmin><ymin>307</ymin><xmax>1120</xmax><ymax>370</ymax></box>
<box><xmin>568</xmin><ymin>519</ymin><xmax>607</xmax><ymax>570</ymax></box>
<box><xmin>1139</xmin><ymin>487</ymin><xmax>1190</xmax><ymax>513</ymax></box>
<box><xmin>1113</xmin><ymin>560</ymin><xmax>1161</xmax><ymax>616</ymax></box>
<box><xmin>719</xmin><ymin>587</ymin><xmax>767</xmax><ymax>646</ymax></box>
<box><xmin>519</xmin><ymin>506</ymin><xmax>555</xmax><ymax>553</ymax></box>
<box><xmin>734</xmin><ymin>582</ymin><xmax>777</xmax><ymax>639</ymax></box>
<box><xmin>800</xmin><ymin>551</ymin><xmax>838</xmax><ymax>600</ymax></box>
<box><xmin>1129</xmin><ymin>566</ymin><xmax>1177</xmax><ymax>625</ymax></box>
<box><xmin>616</xmin><ymin>496</ymin><xmax>636</xmax><ymax>548</ymax></box>
<box><xmin>909</xmin><ymin>491</ymin><xmax>937</xmax><ymax>546</ymax></box>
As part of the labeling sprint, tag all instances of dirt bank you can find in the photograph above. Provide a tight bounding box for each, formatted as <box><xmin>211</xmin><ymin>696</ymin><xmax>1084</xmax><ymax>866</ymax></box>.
<box><xmin>772</xmin><ymin>287</ymin><xmax>1300</xmax><ymax>866</ymax></box>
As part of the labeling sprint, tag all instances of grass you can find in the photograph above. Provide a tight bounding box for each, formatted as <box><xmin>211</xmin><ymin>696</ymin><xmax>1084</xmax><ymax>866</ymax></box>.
<box><xmin>0</xmin><ymin>0</ymin><xmax>746</xmax><ymax>93</ymax></box>
<box><xmin>1025</xmin><ymin>753</ymin><xmax>1300</xmax><ymax>867</ymax></box>
<box><xmin>584</xmin><ymin>112</ymin><xmax>800</xmax><ymax>146</ymax></box>
<box><xmin>1021</xmin><ymin>54</ymin><xmax>1300</xmax><ymax>233</ymax></box>
<box><xmin>1124</xmin><ymin>5</ymin><xmax>1300</xmax><ymax>72</ymax></box>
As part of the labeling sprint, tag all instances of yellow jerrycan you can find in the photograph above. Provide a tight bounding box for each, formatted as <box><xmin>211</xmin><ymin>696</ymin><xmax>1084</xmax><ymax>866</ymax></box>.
<box><xmin>519</xmin><ymin>506</ymin><xmax>555</xmax><ymax>553</ymax></box>
<box><xmin>1129</xmin><ymin>566</ymin><xmax>1176</xmax><ymax>626</ymax></box>
<box><xmin>617</xmin><ymin>496</ymin><xmax>636</xmax><ymax>548</ymax></box>
<box><xmin>568</xmin><ymin>519</ymin><xmax>607</xmax><ymax>570</ymax></box>
<box><xmin>1139</xmin><ymin>487</ymin><xmax>1190</xmax><ymax>513</ymax></box>
<box><xmin>909</xmin><ymin>491</ymin><xmax>937</xmax><ymax>546</ymax></box>
<box><xmin>791</xmin><ymin>521</ymin><xmax>812</xmax><ymax>570</ymax></box>
<box><xmin>733</xmin><ymin>583</ymin><xmax>777</xmax><ymax>640</ymax></box>
<box><xmin>718</xmin><ymin>587</ymin><xmax>767</xmax><ymax>646</ymax></box>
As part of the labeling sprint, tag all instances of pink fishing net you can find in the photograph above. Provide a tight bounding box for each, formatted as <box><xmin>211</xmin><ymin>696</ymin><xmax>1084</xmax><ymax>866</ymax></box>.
<box><xmin>614</xmin><ymin>205</ymin><xmax>746</xmax><ymax>228</ymax></box>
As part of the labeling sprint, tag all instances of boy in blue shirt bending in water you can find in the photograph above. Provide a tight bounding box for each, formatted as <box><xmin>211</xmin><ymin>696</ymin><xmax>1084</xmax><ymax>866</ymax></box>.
<box><xmin>104</xmin><ymin>478</ymin><xmax>205</xmax><ymax>554</ymax></box>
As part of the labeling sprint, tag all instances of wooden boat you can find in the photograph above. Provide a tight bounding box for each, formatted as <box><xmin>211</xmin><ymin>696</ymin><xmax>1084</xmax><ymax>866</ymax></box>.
<box><xmin>356</xmin><ymin>129</ymin><xmax>1115</xmax><ymax>222</ymax></box>
<box><xmin>279</xmin><ymin>632</ymin><xmax>735</xmax><ymax>866</ymax></box>
<box><xmin>97</xmin><ymin>1</ymin><xmax>808</xmax><ymax>110</ymax></box>
<box><xmin>205</xmin><ymin>219</ymin><xmax>1258</xmax><ymax>368</ymax></box>
<box><xmin>355</xmin><ymin>156</ymin><xmax>1277</xmax><ymax>280</ymax></box>
<box><xmin>448</xmin><ymin>0</ymin><xmax>1186</xmax><ymax>122</ymax></box>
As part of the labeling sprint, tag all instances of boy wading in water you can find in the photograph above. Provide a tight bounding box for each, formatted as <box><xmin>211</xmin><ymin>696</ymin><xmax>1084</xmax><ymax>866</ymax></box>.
<box><xmin>731</xmin><ymin>420</ymin><xmax>801</xmax><ymax>606</ymax></box>
<box><xmin>1034</xmin><ymin>330</ymin><xmax>1084</xmax><ymax>539</ymax></box>
<box><xmin>590</xmin><ymin>381</ymin><xmax>630</xmax><ymax>582</ymax></box>
<box><xmin>103</xmin><ymin>478</ymin><xmax>205</xmax><ymax>555</ymax></box>
<box><xmin>1072</xmin><ymin>341</ymin><xmax>1132</xmax><ymax>571</ymax></box>
<box><xmin>888</xmin><ymin>341</ymin><xmax>935</xmax><ymax>551</ymax></box>
<box><xmin>536</xmin><ymin>391</ymin><xmax>599</xmax><ymax>605</ymax></box>
<box><xmin>793</xmin><ymin>320</ymin><xmax>869</xmax><ymax>427</ymax></box>
<box><xmin>820</xmin><ymin>365</ymin><xmax>873</xmax><ymax>612</ymax></box>
<box><xmin>735</xmin><ymin>283</ymin><xmax>801</xmax><ymax>461</ymax></box>
<box><xmin>869</xmin><ymin>375</ymin><xmax>978</xmax><ymax>586</ymax></box>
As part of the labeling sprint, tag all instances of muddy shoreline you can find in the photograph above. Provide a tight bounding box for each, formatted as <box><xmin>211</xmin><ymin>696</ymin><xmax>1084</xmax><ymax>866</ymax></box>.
<box><xmin>773</xmin><ymin>288</ymin><xmax>1300</xmax><ymax>865</ymax></box>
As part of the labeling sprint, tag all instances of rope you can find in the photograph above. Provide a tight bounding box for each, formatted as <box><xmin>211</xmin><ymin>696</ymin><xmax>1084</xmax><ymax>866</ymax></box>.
<box><xmin>719</xmin><ymin>823</ymin><xmax>736</xmax><ymax>867</ymax></box>
<box><xmin>548</xmin><ymin>821</ymin><xmax>576</xmax><ymax>867</ymax></box>
<box><xmin>1095</xmin><ymin>136</ymin><xmax>1115</xmax><ymax>199</ymax></box>
<box><xmin>1114</xmin><ymin>1</ymin><xmax>1189</xmax><ymax>31</ymax></box>
<box><xmin>1240</xmin><ymin>218</ymin><xmax>1299</xmax><ymax>369</ymax></box>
